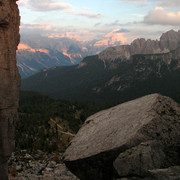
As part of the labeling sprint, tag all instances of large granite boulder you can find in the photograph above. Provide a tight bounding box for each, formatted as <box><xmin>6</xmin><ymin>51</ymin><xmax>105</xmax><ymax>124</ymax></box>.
<box><xmin>0</xmin><ymin>0</ymin><xmax>20</xmax><ymax>179</ymax></box>
<box><xmin>63</xmin><ymin>94</ymin><xmax>180</xmax><ymax>180</ymax></box>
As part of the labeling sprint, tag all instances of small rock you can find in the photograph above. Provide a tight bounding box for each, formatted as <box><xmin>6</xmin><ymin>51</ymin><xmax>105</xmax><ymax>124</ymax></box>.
<box><xmin>45</xmin><ymin>167</ymin><xmax>53</xmax><ymax>172</ymax></box>
<box><xmin>16</xmin><ymin>165</ymin><xmax>22</xmax><ymax>172</ymax></box>
<box><xmin>146</xmin><ymin>166</ymin><xmax>180</xmax><ymax>180</ymax></box>
<box><xmin>24</xmin><ymin>154</ymin><xmax>32</xmax><ymax>160</ymax></box>
<box><xmin>47</xmin><ymin>161</ymin><xmax>56</xmax><ymax>168</ymax></box>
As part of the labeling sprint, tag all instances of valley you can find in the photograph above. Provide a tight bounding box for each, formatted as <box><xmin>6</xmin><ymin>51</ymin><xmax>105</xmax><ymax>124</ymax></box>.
<box><xmin>18</xmin><ymin>30</ymin><xmax>180</xmax><ymax>154</ymax></box>
<box><xmin>21</xmin><ymin>30</ymin><xmax>180</xmax><ymax>104</ymax></box>
<box><xmin>17</xmin><ymin>34</ymin><xmax>118</xmax><ymax>78</ymax></box>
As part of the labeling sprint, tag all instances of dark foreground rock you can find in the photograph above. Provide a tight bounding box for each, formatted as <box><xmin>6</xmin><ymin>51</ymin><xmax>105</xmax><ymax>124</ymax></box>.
<box><xmin>113</xmin><ymin>140</ymin><xmax>165</xmax><ymax>177</ymax></box>
<box><xmin>0</xmin><ymin>0</ymin><xmax>20</xmax><ymax>179</ymax></box>
<box><xmin>63</xmin><ymin>94</ymin><xmax>180</xmax><ymax>180</ymax></box>
<box><xmin>146</xmin><ymin>166</ymin><xmax>180</xmax><ymax>180</ymax></box>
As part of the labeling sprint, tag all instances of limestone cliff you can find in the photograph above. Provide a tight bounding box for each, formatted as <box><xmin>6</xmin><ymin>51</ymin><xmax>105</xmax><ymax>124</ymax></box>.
<box><xmin>98</xmin><ymin>29</ymin><xmax>180</xmax><ymax>61</ymax></box>
<box><xmin>0</xmin><ymin>0</ymin><xmax>20</xmax><ymax>179</ymax></box>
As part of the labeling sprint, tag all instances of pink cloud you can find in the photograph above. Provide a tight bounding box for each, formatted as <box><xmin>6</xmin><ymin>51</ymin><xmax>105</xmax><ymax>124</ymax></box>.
<box><xmin>48</xmin><ymin>30</ymin><xmax>96</xmax><ymax>41</ymax></box>
<box><xmin>48</xmin><ymin>32</ymin><xmax>81</xmax><ymax>41</ymax></box>
<box><xmin>18</xmin><ymin>43</ymin><xmax>32</xmax><ymax>51</ymax></box>
<box><xmin>94</xmin><ymin>30</ymin><xmax>128</xmax><ymax>46</ymax></box>
<box><xmin>18</xmin><ymin>43</ymin><xmax>49</xmax><ymax>54</ymax></box>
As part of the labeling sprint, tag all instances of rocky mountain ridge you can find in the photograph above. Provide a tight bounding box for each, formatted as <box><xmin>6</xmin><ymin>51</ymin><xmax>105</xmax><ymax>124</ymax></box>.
<box><xmin>21</xmin><ymin>41</ymin><xmax>180</xmax><ymax>103</ymax></box>
<box><xmin>17</xmin><ymin>34</ymin><xmax>115</xmax><ymax>78</ymax></box>
<box><xmin>98</xmin><ymin>29</ymin><xmax>180</xmax><ymax>61</ymax></box>
<box><xmin>100</xmin><ymin>46</ymin><xmax>180</xmax><ymax>94</ymax></box>
<box><xmin>18</xmin><ymin>30</ymin><xmax>180</xmax><ymax>79</ymax></box>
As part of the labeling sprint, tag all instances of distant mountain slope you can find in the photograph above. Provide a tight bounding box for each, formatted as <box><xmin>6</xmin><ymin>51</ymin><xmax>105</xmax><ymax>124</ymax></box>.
<box><xmin>21</xmin><ymin>30</ymin><xmax>180</xmax><ymax>103</ymax></box>
<box><xmin>17</xmin><ymin>49</ymin><xmax>72</xmax><ymax>78</ymax></box>
<box><xmin>17</xmin><ymin>34</ymin><xmax>119</xmax><ymax>78</ymax></box>
<box><xmin>21</xmin><ymin>47</ymin><xmax>180</xmax><ymax>103</ymax></box>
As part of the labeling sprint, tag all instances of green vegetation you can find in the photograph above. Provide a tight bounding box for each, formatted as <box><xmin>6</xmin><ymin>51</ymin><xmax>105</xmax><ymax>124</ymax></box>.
<box><xmin>15</xmin><ymin>91</ymin><xmax>111</xmax><ymax>153</ymax></box>
<box><xmin>16</xmin><ymin>89</ymin><xmax>180</xmax><ymax>153</ymax></box>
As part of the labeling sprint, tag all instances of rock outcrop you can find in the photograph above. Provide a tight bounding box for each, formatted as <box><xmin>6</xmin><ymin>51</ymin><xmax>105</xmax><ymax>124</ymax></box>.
<box><xmin>63</xmin><ymin>94</ymin><xmax>180</xmax><ymax>180</ymax></box>
<box><xmin>0</xmin><ymin>0</ymin><xmax>20</xmax><ymax>179</ymax></box>
<box><xmin>98</xmin><ymin>29</ymin><xmax>180</xmax><ymax>61</ymax></box>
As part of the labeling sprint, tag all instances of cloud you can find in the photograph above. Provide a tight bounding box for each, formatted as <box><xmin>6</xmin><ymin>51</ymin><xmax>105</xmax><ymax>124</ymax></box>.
<box><xmin>18</xmin><ymin>0</ymin><xmax>72</xmax><ymax>11</ymax></box>
<box><xmin>94</xmin><ymin>22</ymin><xmax>102</xmax><ymax>27</ymax></box>
<box><xmin>48</xmin><ymin>30</ymin><xmax>99</xmax><ymax>41</ymax></box>
<box><xmin>144</xmin><ymin>7</ymin><xmax>180</xmax><ymax>26</ymax></box>
<box><xmin>48</xmin><ymin>32</ymin><xmax>81</xmax><ymax>41</ymax></box>
<box><xmin>21</xmin><ymin>23</ymin><xmax>53</xmax><ymax>30</ymax></box>
<box><xmin>115</xmin><ymin>28</ymin><xmax>130</xmax><ymax>33</ymax></box>
<box><xmin>105</xmin><ymin>20</ymin><xmax>121</xmax><ymax>27</ymax></box>
<box><xmin>20</xmin><ymin>23</ymin><xmax>58</xmax><ymax>36</ymax></box>
<box><xmin>118</xmin><ymin>0</ymin><xmax>147</xmax><ymax>6</ymax></box>
<box><xmin>94</xmin><ymin>29</ymin><xmax>128</xmax><ymax>46</ymax></box>
<box><xmin>131</xmin><ymin>13</ymin><xmax>144</xmax><ymax>17</ymax></box>
<box><xmin>119</xmin><ymin>0</ymin><xmax>144</xmax><ymax>3</ymax></box>
<box><xmin>18</xmin><ymin>43</ymin><xmax>49</xmax><ymax>54</ymax></box>
<box><xmin>158</xmin><ymin>0</ymin><xmax>180</xmax><ymax>7</ymax></box>
<box><xmin>17</xmin><ymin>1</ymin><xmax>27</xmax><ymax>6</ymax></box>
<box><xmin>82</xmin><ymin>7</ymin><xmax>91</xmax><ymax>10</ymax></box>
<box><xmin>70</xmin><ymin>11</ymin><xmax>103</xmax><ymax>19</ymax></box>
<box><xmin>119</xmin><ymin>0</ymin><xmax>180</xmax><ymax>7</ymax></box>
<box><xmin>20</xmin><ymin>22</ymin><xmax>99</xmax><ymax>41</ymax></box>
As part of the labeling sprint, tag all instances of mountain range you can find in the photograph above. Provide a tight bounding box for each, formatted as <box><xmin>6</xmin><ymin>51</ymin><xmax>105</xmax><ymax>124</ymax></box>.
<box><xmin>17</xmin><ymin>33</ymin><xmax>121</xmax><ymax>78</ymax></box>
<box><xmin>21</xmin><ymin>30</ymin><xmax>180</xmax><ymax>103</ymax></box>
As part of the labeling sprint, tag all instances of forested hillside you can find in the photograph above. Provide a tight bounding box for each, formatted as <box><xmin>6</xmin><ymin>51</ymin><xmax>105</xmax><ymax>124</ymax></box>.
<box><xmin>15</xmin><ymin>91</ymin><xmax>112</xmax><ymax>152</ymax></box>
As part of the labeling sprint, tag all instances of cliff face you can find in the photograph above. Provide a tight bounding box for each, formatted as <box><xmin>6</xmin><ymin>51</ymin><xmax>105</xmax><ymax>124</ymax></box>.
<box><xmin>98</xmin><ymin>30</ymin><xmax>180</xmax><ymax>61</ymax></box>
<box><xmin>0</xmin><ymin>0</ymin><xmax>20</xmax><ymax>179</ymax></box>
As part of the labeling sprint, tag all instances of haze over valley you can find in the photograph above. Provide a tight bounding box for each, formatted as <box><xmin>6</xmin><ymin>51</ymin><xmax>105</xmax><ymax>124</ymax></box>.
<box><xmin>21</xmin><ymin>29</ymin><xmax>180</xmax><ymax>103</ymax></box>
<box><xmin>17</xmin><ymin>0</ymin><xmax>180</xmax><ymax>79</ymax></box>
<box><xmin>17</xmin><ymin>33</ymin><xmax>122</xmax><ymax>78</ymax></box>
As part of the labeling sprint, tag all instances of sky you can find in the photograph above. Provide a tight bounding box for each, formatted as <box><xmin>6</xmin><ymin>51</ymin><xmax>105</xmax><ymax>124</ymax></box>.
<box><xmin>17</xmin><ymin>0</ymin><xmax>180</xmax><ymax>45</ymax></box>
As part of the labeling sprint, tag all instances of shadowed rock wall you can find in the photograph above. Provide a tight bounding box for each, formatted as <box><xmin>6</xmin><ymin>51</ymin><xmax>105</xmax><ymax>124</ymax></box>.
<box><xmin>0</xmin><ymin>0</ymin><xmax>20</xmax><ymax>179</ymax></box>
